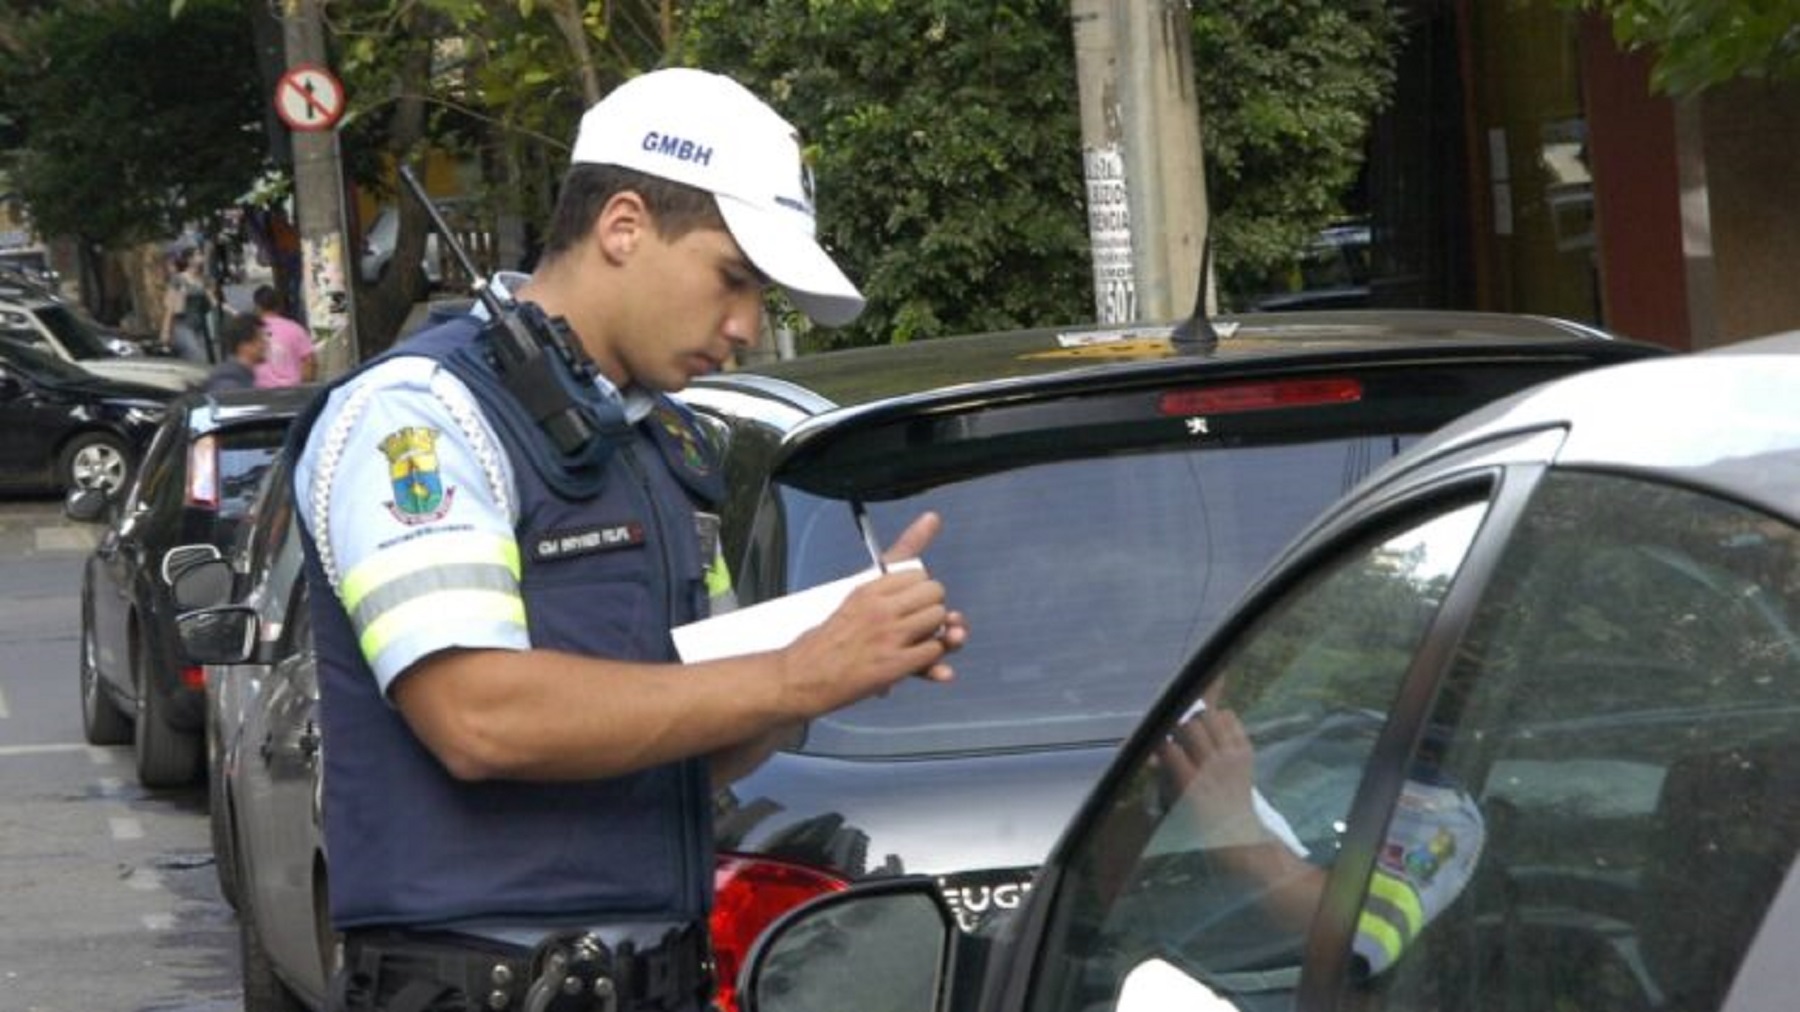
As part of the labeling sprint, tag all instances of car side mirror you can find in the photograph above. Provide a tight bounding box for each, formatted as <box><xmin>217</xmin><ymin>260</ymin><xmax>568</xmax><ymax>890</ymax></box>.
<box><xmin>174</xmin><ymin>606</ymin><xmax>259</xmax><ymax>666</ymax></box>
<box><xmin>171</xmin><ymin>556</ymin><xmax>236</xmax><ymax>611</ymax></box>
<box><xmin>161</xmin><ymin>543</ymin><xmax>222</xmax><ymax>587</ymax></box>
<box><xmin>62</xmin><ymin>486</ymin><xmax>111</xmax><ymax>524</ymax></box>
<box><xmin>741</xmin><ymin>877</ymin><xmax>953</xmax><ymax>1012</ymax></box>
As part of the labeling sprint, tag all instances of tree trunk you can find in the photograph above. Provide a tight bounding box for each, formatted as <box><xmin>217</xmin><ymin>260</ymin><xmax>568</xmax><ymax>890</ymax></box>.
<box><xmin>352</xmin><ymin>23</ymin><xmax>434</xmax><ymax>360</ymax></box>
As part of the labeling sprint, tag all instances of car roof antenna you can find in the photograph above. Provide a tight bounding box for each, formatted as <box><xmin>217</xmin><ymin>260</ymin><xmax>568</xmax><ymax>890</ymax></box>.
<box><xmin>1170</xmin><ymin>226</ymin><xmax>1220</xmax><ymax>353</ymax></box>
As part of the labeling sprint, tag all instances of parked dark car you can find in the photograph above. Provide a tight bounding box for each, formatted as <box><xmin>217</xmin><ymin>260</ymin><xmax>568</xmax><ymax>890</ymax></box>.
<box><xmin>178</xmin><ymin>308</ymin><xmax>1664</xmax><ymax>1012</ymax></box>
<box><xmin>737</xmin><ymin>330</ymin><xmax>1800</xmax><ymax>1012</ymax></box>
<box><xmin>70</xmin><ymin>384</ymin><xmax>316</xmax><ymax>788</ymax></box>
<box><xmin>0</xmin><ymin>337</ymin><xmax>172</xmax><ymax>495</ymax></box>
<box><xmin>1244</xmin><ymin>222</ymin><xmax>1372</xmax><ymax>313</ymax></box>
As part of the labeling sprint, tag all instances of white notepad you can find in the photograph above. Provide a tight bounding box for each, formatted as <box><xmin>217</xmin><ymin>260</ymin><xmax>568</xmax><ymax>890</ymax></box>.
<box><xmin>671</xmin><ymin>559</ymin><xmax>924</xmax><ymax>662</ymax></box>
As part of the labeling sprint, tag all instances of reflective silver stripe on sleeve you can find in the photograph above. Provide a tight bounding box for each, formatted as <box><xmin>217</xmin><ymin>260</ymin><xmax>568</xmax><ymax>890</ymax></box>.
<box><xmin>349</xmin><ymin>561</ymin><xmax>521</xmax><ymax>633</ymax></box>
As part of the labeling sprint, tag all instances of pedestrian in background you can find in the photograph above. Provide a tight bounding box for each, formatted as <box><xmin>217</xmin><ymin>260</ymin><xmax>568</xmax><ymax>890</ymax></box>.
<box><xmin>160</xmin><ymin>251</ymin><xmax>214</xmax><ymax>363</ymax></box>
<box><xmin>291</xmin><ymin>67</ymin><xmax>968</xmax><ymax>1012</ymax></box>
<box><xmin>251</xmin><ymin>284</ymin><xmax>316</xmax><ymax>387</ymax></box>
<box><xmin>201</xmin><ymin>312</ymin><xmax>266</xmax><ymax>393</ymax></box>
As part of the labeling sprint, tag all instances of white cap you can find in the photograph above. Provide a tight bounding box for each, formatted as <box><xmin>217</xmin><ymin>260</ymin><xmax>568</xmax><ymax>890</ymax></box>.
<box><xmin>570</xmin><ymin>68</ymin><xmax>865</xmax><ymax>327</ymax></box>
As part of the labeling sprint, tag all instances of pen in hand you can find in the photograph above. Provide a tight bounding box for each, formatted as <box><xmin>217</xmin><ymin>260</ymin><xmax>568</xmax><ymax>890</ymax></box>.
<box><xmin>851</xmin><ymin>499</ymin><xmax>887</xmax><ymax>574</ymax></box>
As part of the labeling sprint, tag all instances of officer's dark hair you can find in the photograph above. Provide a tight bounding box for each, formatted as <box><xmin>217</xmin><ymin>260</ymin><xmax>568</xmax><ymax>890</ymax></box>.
<box><xmin>221</xmin><ymin>312</ymin><xmax>264</xmax><ymax>358</ymax></box>
<box><xmin>541</xmin><ymin>163</ymin><xmax>724</xmax><ymax>259</ymax></box>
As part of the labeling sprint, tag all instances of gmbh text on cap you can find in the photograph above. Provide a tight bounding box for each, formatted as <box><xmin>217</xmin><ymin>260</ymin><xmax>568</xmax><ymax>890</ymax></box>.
<box><xmin>570</xmin><ymin>68</ymin><xmax>865</xmax><ymax>327</ymax></box>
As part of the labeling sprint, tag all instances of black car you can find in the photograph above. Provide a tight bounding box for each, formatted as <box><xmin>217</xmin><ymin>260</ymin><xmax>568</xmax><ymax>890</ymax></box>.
<box><xmin>677</xmin><ymin>309</ymin><xmax>1663</xmax><ymax>1004</ymax></box>
<box><xmin>70</xmin><ymin>384</ymin><xmax>317</xmax><ymax>788</ymax></box>
<box><xmin>0</xmin><ymin>338</ymin><xmax>172</xmax><ymax>495</ymax></box>
<box><xmin>177</xmin><ymin>308</ymin><xmax>1665</xmax><ymax>1012</ymax></box>
<box><xmin>738</xmin><ymin>331</ymin><xmax>1800</xmax><ymax>1012</ymax></box>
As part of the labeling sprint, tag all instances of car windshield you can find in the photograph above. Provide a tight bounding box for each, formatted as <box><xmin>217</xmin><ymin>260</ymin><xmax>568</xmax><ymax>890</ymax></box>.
<box><xmin>778</xmin><ymin>433</ymin><xmax>1422</xmax><ymax>758</ymax></box>
<box><xmin>0</xmin><ymin>336</ymin><xmax>101</xmax><ymax>384</ymax></box>
<box><xmin>36</xmin><ymin>302</ymin><xmax>117</xmax><ymax>360</ymax></box>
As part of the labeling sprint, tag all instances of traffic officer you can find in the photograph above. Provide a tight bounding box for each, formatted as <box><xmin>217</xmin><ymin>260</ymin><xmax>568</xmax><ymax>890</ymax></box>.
<box><xmin>292</xmin><ymin>68</ymin><xmax>969</xmax><ymax>1012</ymax></box>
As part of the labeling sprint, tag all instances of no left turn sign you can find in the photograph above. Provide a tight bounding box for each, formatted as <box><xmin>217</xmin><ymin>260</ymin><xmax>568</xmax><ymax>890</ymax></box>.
<box><xmin>275</xmin><ymin>64</ymin><xmax>346</xmax><ymax>132</ymax></box>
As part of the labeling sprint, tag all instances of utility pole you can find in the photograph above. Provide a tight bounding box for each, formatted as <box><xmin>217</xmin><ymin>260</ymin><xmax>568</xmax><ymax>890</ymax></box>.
<box><xmin>279</xmin><ymin>0</ymin><xmax>358</xmax><ymax>378</ymax></box>
<box><xmin>1071</xmin><ymin>0</ymin><xmax>1210</xmax><ymax>324</ymax></box>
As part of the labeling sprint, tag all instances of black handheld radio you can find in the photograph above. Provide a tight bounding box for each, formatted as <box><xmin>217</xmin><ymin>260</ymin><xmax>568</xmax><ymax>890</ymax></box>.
<box><xmin>396</xmin><ymin>165</ymin><xmax>604</xmax><ymax>458</ymax></box>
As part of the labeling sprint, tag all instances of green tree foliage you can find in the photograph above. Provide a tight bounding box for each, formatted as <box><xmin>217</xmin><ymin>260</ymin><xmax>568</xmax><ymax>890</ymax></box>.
<box><xmin>1566</xmin><ymin>0</ymin><xmax>1800</xmax><ymax>94</ymax></box>
<box><xmin>321</xmin><ymin>0</ymin><xmax>671</xmax><ymax>352</ymax></box>
<box><xmin>682</xmin><ymin>0</ymin><xmax>1092</xmax><ymax>349</ymax></box>
<box><xmin>682</xmin><ymin>1</ymin><xmax>1400</xmax><ymax>345</ymax></box>
<box><xmin>0</xmin><ymin>0</ymin><xmax>264</xmax><ymax>247</ymax></box>
<box><xmin>1</xmin><ymin>0</ymin><xmax>1401</xmax><ymax>352</ymax></box>
<box><xmin>1194</xmin><ymin>1</ymin><xmax>1400</xmax><ymax>304</ymax></box>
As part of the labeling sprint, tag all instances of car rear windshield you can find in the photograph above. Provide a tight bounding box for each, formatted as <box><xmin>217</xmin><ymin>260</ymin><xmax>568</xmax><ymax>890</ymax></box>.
<box><xmin>217</xmin><ymin>426</ymin><xmax>291</xmax><ymax>518</ymax></box>
<box><xmin>184</xmin><ymin>427</ymin><xmax>290</xmax><ymax>557</ymax></box>
<box><xmin>777</xmin><ymin>433</ymin><xmax>1421</xmax><ymax>758</ymax></box>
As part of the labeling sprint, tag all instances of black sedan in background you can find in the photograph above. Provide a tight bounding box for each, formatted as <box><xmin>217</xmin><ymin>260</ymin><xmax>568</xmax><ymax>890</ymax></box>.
<box><xmin>0</xmin><ymin>338</ymin><xmax>172</xmax><ymax>495</ymax></box>
<box><xmin>739</xmin><ymin>330</ymin><xmax>1800</xmax><ymax>1012</ymax></box>
<box><xmin>69</xmin><ymin>384</ymin><xmax>316</xmax><ymax>788</ymax></box>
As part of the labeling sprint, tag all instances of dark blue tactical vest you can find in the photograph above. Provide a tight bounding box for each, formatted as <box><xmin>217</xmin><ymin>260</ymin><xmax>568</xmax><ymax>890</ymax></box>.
<box><xmin>291</xmin><ymin>312</ymin><xmax>725</xmax><ymax>930</ymax></box>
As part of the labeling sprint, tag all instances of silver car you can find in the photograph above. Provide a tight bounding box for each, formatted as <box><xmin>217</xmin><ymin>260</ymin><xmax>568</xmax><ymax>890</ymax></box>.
<box><xmin>0</xmin><ymin>275</ymin><xmax>205</xmax><ymax>391</ymax></box>
<box><xmin>738</xmin><ymin>329</ymin><xmax>1800</xmax><ymax>1012</ymax></box>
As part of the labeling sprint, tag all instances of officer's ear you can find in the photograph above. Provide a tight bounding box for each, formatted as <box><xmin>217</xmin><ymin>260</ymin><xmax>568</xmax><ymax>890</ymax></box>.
<box><xmin>596</xmin><ymin>191</ymin><xmax>650</xmax><ymax>263</ymax></box>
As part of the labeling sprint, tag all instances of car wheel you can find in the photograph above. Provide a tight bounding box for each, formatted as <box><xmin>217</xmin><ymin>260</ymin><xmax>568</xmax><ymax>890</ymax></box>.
<box><xmin>241</xmin><ymin>898</ymin><xmax>310</xmax><ymax>1012</ymax></box>
<box><xmin>132</xmin><ymin>635</ymin><xmax>202</xmax><ymax>788</ymax></box>
<box><xmin>79</xmin><ymin>604</ymin><xmax>131</xmax><ymax>746</ymax></box>
<box><xmin>59</xmin><ymin>431</ymin><xmax>132</xmax><ymax>496</ymax></box>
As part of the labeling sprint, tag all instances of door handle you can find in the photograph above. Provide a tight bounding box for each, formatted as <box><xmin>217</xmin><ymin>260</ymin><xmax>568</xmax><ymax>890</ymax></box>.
<box><xmin>298</xmin><ymin>721</ymin><xmax>321</xmax><ymax>761</ymax></box>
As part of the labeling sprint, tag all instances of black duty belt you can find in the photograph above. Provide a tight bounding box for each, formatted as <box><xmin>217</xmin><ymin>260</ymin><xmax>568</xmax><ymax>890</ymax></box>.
<box><xmin>340</xmin><ymin>922</ymin><xmax>713</xmax><ymax>1012</ymax></box>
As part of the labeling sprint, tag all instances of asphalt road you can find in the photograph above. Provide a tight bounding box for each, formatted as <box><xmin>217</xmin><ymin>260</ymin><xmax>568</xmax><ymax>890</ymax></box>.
<box><xmin>0</xmin><ymin>496</ymin><xmax>241</xmax><ymax>1011</ymax></box>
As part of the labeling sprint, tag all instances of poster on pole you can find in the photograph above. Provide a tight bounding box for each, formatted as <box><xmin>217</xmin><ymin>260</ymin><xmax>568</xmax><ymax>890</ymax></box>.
<box><xmin>1083</xmin><ymin>146</ymin><xmax>1137</xmax><ymax>324</ymax></box>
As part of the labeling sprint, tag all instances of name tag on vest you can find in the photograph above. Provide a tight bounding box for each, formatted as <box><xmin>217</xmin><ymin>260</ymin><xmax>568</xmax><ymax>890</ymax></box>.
<box><xmin>531</xmin><ymin>522</ymin><xmax>645</xmax><ymax>562</ymax></box>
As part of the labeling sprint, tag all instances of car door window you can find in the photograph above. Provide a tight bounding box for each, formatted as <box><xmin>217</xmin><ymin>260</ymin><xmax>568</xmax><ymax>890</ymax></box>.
<box><xmin>1345</xmin><ymin>472</ymin><xmax>1800</xmax><ymax>1012</ymax></box>
<box><xmin>124</xmin><ymin>421</ymin><xmax>179</xmax><ymax>514</ymax></box>
<box><xmin>1029</xmin><ymin>495</ymin><xmax>1490</xmax><ymax>1012</ymax></box>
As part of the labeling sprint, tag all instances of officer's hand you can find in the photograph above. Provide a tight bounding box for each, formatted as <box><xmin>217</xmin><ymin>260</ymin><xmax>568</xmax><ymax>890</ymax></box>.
<box><xmin>780</xmin><ymin>512</ymin><xmax>967</xmax><ymax>712</ymax></box>
<box><xmin>1156</xmin><ymin>706</ymin><xmax>1266</xmax><ymax>848</ymax></box>
<box><xmin>879</xmin><ymin>511</ymin><xmax>967</xmax><ymax>681</ymax></box>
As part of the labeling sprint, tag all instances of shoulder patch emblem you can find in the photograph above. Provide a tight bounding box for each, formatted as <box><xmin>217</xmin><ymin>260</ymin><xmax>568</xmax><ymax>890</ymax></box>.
<box><xmin>379</xmin><ymin>426</ymin><xmax>456</xmax><ymax>525</ymax></box>
<box><xmin>652</xmin><ymin>404</ymin><xmax>711</xmax><ymax>476</ymax></box>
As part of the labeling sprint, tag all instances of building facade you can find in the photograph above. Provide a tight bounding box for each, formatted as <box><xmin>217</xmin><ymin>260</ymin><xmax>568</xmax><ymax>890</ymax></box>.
<box><xmin>1366</xmin><ymin>1</ymin><xmax>1800</xmax><ymax>351</ymax></box>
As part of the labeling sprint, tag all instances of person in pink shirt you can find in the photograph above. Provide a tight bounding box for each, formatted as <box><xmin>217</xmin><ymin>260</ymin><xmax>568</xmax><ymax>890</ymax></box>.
<box><xmin>250</xmin><ymin>284</ymin><xmax>317</xmax><ymax>387</ymax></box>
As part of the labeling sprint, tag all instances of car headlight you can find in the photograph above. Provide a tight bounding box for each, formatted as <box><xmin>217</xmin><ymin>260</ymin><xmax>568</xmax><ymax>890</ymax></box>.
<box><xmin>106</xmin><ymin>337</ymin><xmax>141</xmax><ymax>357</ymax></box>
<box><xmin>122</xmin><ymin>402</ymin><xmax>167</xmax><ymax>426</ymax></box>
